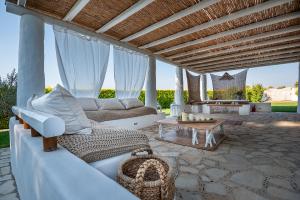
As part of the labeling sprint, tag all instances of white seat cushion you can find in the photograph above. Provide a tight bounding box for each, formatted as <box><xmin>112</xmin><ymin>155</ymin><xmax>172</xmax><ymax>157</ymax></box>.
<box><xmin>90</xmin><ymin>153</ymin><xmax>131</xmax><ymax>180</ymax></box>
<box><xmin>32</xmin><ymin>84</ymin><xmax>92</xmax><ymax>135</ymax></box>
<box><xmin>77</xmin><ymin>97</ymin><xmax>98</xmax><ymax>111</ymax></box>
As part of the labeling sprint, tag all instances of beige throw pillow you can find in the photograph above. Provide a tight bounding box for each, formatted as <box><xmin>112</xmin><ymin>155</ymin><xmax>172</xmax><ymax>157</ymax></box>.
<box><xmin>120</xmin><ymin>98</ymin><xmax>144</xmax><ymax>109</ymax></box>
<box><xmin>96</xmin><ymin>98</ymin><xmax>125</xmax><ymax>110</ymax></box>
<box><xmin>31</xmin><ymin>84</ymin><xmax>92</xmax><ymax>135</ymax></box>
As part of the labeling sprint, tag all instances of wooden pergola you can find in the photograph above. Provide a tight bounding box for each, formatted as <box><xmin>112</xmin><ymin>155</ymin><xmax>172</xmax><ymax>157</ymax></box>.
<box><xmin>5</xmin><ymin>0</ymin><xmax>300</xmax><ymax>113</ymax></box>
<box><xmin>6</xmin><ymin>0</ymin><xmax>300</xmax><ymax>73</ymax></box>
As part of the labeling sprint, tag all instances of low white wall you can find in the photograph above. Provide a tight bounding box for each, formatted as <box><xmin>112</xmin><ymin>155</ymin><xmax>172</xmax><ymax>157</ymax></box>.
<box><xmin>252</xmin><ymin>102</ymin><xmax>272</xmax><ymax>112</ymax></box>
<box><xmin>264</xmin><ymin>87</ymin><xmax>298</xmax><ymax>101</ymax></box>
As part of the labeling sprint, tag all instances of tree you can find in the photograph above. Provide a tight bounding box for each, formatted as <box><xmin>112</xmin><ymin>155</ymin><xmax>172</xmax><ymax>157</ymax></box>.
<box><xmin>246</xmin><ymin>84</ymin><xmax>265</xmax><ymax>102</ymax></box>
<box><xmin>0</xmin><ymin>69</ymin><xmax>17</xmax><ymax>129</ymax></box>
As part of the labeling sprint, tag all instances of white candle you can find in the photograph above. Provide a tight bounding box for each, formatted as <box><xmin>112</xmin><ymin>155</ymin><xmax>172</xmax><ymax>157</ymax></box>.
<box><xmin>182</xmin><ymin>112</ymin><xmax>188</xmax><ymax>121</ymax></box>
<box><xmin>189</xmin><ymin>113</ymin><xmax>194</xmax><ymax>121</ymax></box>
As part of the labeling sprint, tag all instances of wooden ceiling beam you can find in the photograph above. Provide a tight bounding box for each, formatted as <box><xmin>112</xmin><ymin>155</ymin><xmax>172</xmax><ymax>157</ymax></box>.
<box><xmin>169</xmin><ymin>25</ymin><xmax>300</xmax><ymax>60</ymax></box>
<box><xmin>185</xmin><ymin>41</ymin><xmax>300</xmax><ymax>66</ymax></box>
<box><xmin>193</xmin><ymin>53</ymin><xmax>300</xmax><ymax>72</ymax></box>
<box><xmin>63</xmin><ymin>0</ymin><xmax>90</xmax><ymax>21</ymax></box>
<box><xmin>140</xmin><ymin>0</ymin><xmax>293</xmax><ymax>49</ymax></box>
<box><xmin>154</xmin><ymin>11</ymin><xmax>300</xmax><ymax>54</ymax></box>
<box><xmin>190</xmin><ymin>47</ymin><xmax>300</xmax><ymax>68</ymax></box>
<box><xmin>179</xmin><ymin>35</ymin><xmax>300</xmax><ymax>65</ymax></box>
<box><xmin>96</xmin><ymin>0</ymin><xmax>154</xmax><ymax>33</ymax></box>
<box><xmin>121</xmin><ymin>0</ymin><xmax>220</xmax><ymax>42</ymax></box>
<box><xmin>195</xmin><ymin>58</ymin><xmax>300</xmax><ymax>73</ymax></box>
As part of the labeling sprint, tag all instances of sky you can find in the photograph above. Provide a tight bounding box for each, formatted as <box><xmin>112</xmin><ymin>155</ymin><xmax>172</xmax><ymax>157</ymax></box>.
<box><xmin>0</xmin><ymin>2</ymin><xmax>299</xmax><ymax>90</ymax></box>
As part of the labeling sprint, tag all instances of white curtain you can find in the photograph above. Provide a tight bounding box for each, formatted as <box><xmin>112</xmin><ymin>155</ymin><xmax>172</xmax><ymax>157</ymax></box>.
<box><xmin>53</xmin><ymin>25</ymin><xmax>110</xmax><ymax>97</ymax></box>
<box><xmin>113</xmin><ymin>46</ymin><xmax>149</xmax><ymax>99</ymax></box>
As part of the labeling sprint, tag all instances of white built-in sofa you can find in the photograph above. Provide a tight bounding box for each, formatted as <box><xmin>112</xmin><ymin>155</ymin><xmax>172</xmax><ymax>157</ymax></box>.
<box><xmin>10</xmin><ymin>106</ymin><xmax>139</xmax><ymax>200</ymax></box>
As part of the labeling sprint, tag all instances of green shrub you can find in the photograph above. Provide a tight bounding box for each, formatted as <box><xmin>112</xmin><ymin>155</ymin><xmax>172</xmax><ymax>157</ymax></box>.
<box><xmin>0</xmin><ymin>69</ymin><xmax>17</xmax><ymax>129</ymax></box>
<box><xmin>246</xmin><ymin>84</ymin><xmax>265</xmax><ymax>102</ymax></box>
<box><xmin>277</xmin><ymin>86</ymin><xmax>286</xmax><ymax>89</ymax></box>
<box><xmin>207</xmin><ymin>90</ymin><xmax>213</xmax><ymax>100</ymax></box>
<box><xmin>99</xmin><ymin>89</ymin><xmax>115</xmax><ymax>98</ymax></box>
<box><xmin>45</xmin><ymin>86</ymin><xmax>53</xmax><ymax>94</ymax></box>
<box><xmin>99</xmin><ymin>89</ymin><xmax>188</xmax><ymax>109</ymax></box>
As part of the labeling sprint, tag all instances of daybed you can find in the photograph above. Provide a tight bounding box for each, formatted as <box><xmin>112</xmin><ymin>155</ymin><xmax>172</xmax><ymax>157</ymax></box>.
<box><xmin>77</xmin><ymin>97</ymin><xmax>164</xmax><ymax>129</ymax></box>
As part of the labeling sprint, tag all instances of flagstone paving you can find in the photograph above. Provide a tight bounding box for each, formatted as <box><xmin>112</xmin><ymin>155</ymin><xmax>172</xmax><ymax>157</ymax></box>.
<box><xmin>140</xmin><ymin>112</ymin><xmax>300</xmax><ymax>200</ymax></box>
<box><xmin>1</xmin><ymin>112</ymin><xmax>300</xmax><ymax>200</ymax></box>
<box><xmin>0</xmin><ymin>148</ymin><xmax>19</xmax><ymax>200</ymax></box>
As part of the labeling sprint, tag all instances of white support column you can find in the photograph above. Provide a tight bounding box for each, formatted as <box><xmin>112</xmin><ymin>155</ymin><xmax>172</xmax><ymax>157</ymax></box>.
<box><xmin>17</xmin><ymin>14</ymin><xmax>45</xmax><ymax>107</ymax></box>
<box><xmin>297</xmin><ymin>62</ymin><xmax>300</xmax><ymax>114</ymax></box>
<box><xmin>145</xmin><ymin>56</ymin><xmax>157</xmax><ymax>108</ymax></box>
<box><xmin>201</xmin><ymin>74</ymin><xmax>208</xmax><ymax>100</ymax></box>
<box><xmin>175</xmin><ymin>67</ymin><xmax>184</xmax><ymax>106</ymax></box>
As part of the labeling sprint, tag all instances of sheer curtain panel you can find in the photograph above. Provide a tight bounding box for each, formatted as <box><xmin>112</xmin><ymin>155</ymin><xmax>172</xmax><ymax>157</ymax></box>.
<box><xmin>113</xmin><ymin>46</ymin><xmax>149</xmax><ymax>99</ymax></box>
<box><xmin>54</xmin><ymin>25</ymin><xmax>110</xmax><ymax>97</ymax></box>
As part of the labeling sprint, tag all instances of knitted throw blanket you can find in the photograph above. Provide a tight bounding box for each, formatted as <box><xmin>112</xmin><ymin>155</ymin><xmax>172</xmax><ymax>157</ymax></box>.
<box><xmin>58</xmin><ymin>124</ymin><xmax>149</xmax><ymax>163</ymax></box>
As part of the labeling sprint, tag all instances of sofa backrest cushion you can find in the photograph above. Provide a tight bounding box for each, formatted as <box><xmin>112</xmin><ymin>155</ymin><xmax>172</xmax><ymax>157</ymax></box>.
<box><xmin>31</xmin><ymin>84</ymin><xmax>92</xmax><ymax>135</ymax></box>
<box><xmin>120</xmin><ymin>98</ymin><xmax>144</xmax><ymax>109</ymax></box>
<box><xmin>77</xmin><ymin>98</ymin><xmax>99</xmax><ymax>111</ymax></box>
<box><xmin>96</xmin><ymin>98</ymin><xmax>125</xmax><ymax>110</ymax></box>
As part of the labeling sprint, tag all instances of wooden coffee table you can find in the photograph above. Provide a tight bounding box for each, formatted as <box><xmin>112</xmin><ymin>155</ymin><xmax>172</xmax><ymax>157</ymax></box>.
<box><xmin>156</xmin><ymin>118</ymin><xmax>226</xmax><ymax>151</ymax></box>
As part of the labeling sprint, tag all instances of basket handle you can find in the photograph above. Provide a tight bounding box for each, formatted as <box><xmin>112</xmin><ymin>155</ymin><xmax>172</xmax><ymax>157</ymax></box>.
<box><xmin>133</xmin><ymin>159</ymin><xmax>168</xmax><ymax>199</ymax></box>
<box><xmin>131</xmin><ymin>148</ymin><xmax>153</xmax><ymax>156</ymax></box>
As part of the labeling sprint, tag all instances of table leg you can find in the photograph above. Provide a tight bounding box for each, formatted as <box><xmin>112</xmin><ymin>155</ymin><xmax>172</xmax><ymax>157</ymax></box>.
<box><xmin>205</xmin><ymin>129</ymin><xmax>210</xmax><ymax>148</ymax></box>
<box><xmin>220</xmin><ymin>124</ymin><xmax>225</xmax><ymax>135</ymax></box>
<box><xmin>192</xmin><ymin>128</ymin><xmax>199</xmax><ymax>145</ymax></box>
<box><xmin>159</xmin><ymin>123</ymin><xmax>163</xmax><ymax>138</ymax></box>
<box><xmin>211</xmin><ymin>131</ymin><xmax>216</xmax><ymax>144</ymax></box>
<box><xmin>205</xmin><ymin>129</ymin><xmax>216</xmax><ymax>148</ymax></box>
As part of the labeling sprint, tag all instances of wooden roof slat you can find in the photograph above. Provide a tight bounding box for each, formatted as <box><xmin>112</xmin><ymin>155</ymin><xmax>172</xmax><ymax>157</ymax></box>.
<box><xmin>195</xmin><ymin>57</ymin><xmax>300</xmax><ymax>73</ymax></box>
<box><xmin>169</xmin><ymin>25</ymin><xmax>300</xmax><ymax>60</ymax></box>
<box><xmin>183</xmin><ymin>42</ymin><xmax>300</xmax><ymax>66</ymax></box>
<box><xmin>96</xmin><ymin>0</ymin><xmax>154</xmax><ymax>33</ymax></box>
<box><xmin>5</xmin><ymin>1</ymin><xmax>180</xmax><ymax>68</ymax></box>
<box><xmin>154</xmin><ymin>11</ymin><xmax>300</xmax><ymax>54</ymax></box>
<box><xmin>140</xmin><ymin>0</ymin><xmax>293</xmax><ymax>49</ymax></box>
<box><xmin>190</xmin><ymin>47</ymin><xmax>300</xmax><ymax>68</ymax></box>
<box><xmin>121</xmin><ymin>0</ymin><xmax>220</xmax><ymax>42</ymax></box>
<box><xmin>6</xmin><ymin>0</ymin><xmax>300</xmax><ymax>73</ymax></box>
<box><xmin>63</xmin><ymin>0</ymin><xmax>90</xmax><ymax>21</ymax></box>
<box><xmin>194</xmin><ymin>53</ymin><xmax>300</xmax><ymax>71</ymax></box>
<box><xmin>179</xmin><ymin>34</ymin><xmax>300</xmax><ymax>65</ymax></box>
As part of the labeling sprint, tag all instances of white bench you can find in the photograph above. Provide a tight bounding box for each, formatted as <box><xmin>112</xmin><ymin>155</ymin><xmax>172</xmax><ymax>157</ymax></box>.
<box><xmin>203</xmin><ymin>104</ymin><xmax>250</xmax><ymax>115</ymax></box>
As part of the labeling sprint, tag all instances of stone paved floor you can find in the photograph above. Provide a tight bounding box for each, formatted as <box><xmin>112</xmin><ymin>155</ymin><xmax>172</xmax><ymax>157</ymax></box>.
<box><xmin>0</xmin><ymin>148</ymin><xmax>19</xmax><ymax>200</ymax></box>
<box><xmin>140</xmin><ymin>112</ymin><xmax>300</xmax><ymax>200</ymax></box>
<box><xmin>1</xmin><ymin>112</ymin><xmax>300</xmax><ymax>200</ymax></box>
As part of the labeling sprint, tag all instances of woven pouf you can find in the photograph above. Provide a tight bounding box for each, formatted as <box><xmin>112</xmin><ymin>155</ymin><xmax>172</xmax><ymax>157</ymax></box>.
<box><xmin>117</xmin><ymin>148</ymin><xmax>175</xmax><ymax>200</ymax></box>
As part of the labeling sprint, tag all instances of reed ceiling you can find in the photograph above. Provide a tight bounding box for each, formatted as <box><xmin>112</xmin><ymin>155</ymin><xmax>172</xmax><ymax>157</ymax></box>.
<box><xmin>7</xmin><ymin>0</ymin><xmax>300</xmax><ymax>73</ymax></box>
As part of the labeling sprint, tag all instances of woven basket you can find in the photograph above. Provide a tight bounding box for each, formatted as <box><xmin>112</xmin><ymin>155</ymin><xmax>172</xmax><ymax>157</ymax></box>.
<box><xmin>117</xmin><ymin>148</ymin><xmax>175</xmax><ymax>200</ymax></box>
